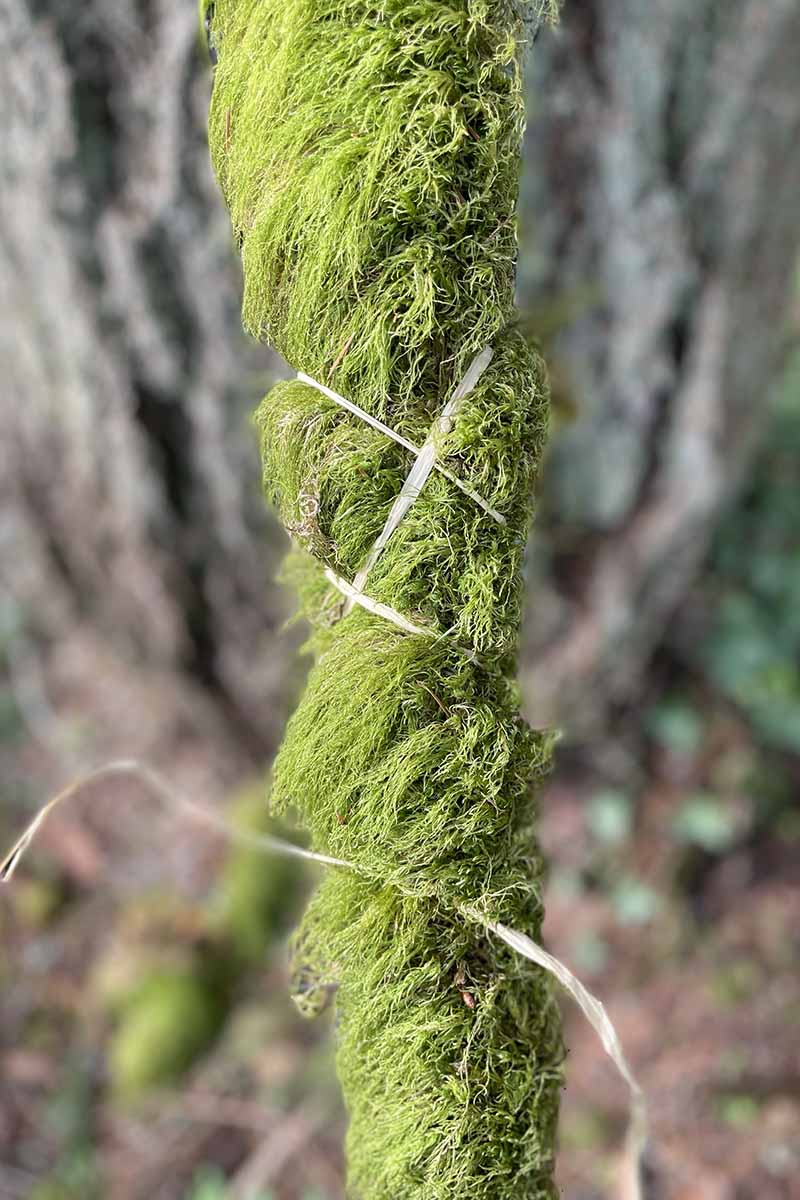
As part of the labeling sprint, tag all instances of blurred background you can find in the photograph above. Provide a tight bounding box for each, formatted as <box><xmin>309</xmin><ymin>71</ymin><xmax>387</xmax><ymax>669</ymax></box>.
<box><xmin>1</xmin><ymin>3</ymin><xmax>799</xmax><ymax>1198</ymax></box>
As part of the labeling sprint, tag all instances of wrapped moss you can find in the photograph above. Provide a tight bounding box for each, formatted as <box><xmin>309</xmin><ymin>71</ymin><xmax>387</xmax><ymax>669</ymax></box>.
<box><xmin>205</xmin><ymin>1</ymin><xmax>564</xmax><ymax>1194</ymax></box>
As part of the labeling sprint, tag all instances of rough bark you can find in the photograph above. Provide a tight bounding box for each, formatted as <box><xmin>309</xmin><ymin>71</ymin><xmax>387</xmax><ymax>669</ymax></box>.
<box><xmin>3</xmin><ymin>0</ymin><xmax>800</xmax><ymax>754</ymax></box>
<box><xmin>519</xmin><ymin>0</ymin><xmax>800</xmax><ymax>733</ymax></box>
<box><xmin>0</xmin><ymin>0</ymin><xmax>287</xmax><ymax>761</ymax></box>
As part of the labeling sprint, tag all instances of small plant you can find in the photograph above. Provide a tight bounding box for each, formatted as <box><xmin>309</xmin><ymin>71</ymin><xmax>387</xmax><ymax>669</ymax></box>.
<box><xmin>98</xmin><ymin>788</ymin><xmax>307</xmax><ymax>1099</ymax></box>
<box><xmin>703</xmin><ymin>363</ymin><xmax>800</xmax><ymax>753</ymax></box>
<box><xmin>186</xmin><ymin>1168</ymin><xmax>273</xmax><ymax>1200</ymax></box>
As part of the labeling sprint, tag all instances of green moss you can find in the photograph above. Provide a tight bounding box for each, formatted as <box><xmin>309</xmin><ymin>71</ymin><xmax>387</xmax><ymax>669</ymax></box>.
<box><xmin>258</xmin><ymin>329</ymin><xmax>548</xmax><ymax>663</ymax></box>
<box><xmin>272</xmin><ymin>616</ymin><xmax>554</xmax><ymax>908</ymax></box>
<box><xmin>108</xmin><ymin>970</ymin><xmax>227</xmax><ymax>1099</ymax></box>
<box><xmin>294</xmin><ymin>871</ymin><xmax>562</xmax><ymax>1196</ymax></box>
<box><xmin>211</xmin><ymin>789</ymin><xmax>308</xmax><ymax>962</ymax></box>
<box><xmin>206</xmin><ymin>1</ymin><xmax>563</xmax><ymax>1194</ymax></box>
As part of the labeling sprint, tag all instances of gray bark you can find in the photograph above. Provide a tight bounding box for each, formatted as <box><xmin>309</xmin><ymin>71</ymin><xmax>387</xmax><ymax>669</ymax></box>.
<box><xmin>519</xmin><ymin>0</ymin><xmax>800</xmax><ymax>733</ymax></box>
<box><xmin>0</xmin><ymin>0</ymin><xmax>288</xmax><ymax>761</ymax></box>
<box><xmin>2</xmin><ymin>0</ymin><xmax>799</xmax><ymax>753</ymax></box>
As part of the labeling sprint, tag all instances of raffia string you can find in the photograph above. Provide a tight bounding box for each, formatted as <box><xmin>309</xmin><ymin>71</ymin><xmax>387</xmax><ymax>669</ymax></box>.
<box><xmin>323</xmin><ymin>568</ymin><xmax>482</xmax><ymax>665</ymax></box>
<box><xmin>304</xmin><ymin>347</ymin><xmax>497</xmax><ymax>659</ymax></box>
<box><xmin>296</xmin><ymin>361</ymin><xmax>506</xmax><ymax>527</ymax></box>
<box><xmin>344</xmin><ymin>347</ymin><xmax>495</xmax><ymax>610</ymax></box>
<box><xmin>323</xmin><ymin>568</ymin><xmax>434</xmax><ymax>639</ymax></box>
<box><xmin>0</xmin><ymin>761</ymin><xmax>352</xmax><ymax>881</ymax></box>
<box><xmin>299</xmin><ymin>351</ymin><xmax>648</xmax><ymax>1193</ymax></box>
<box><xmin>1</xmin><ymin>760</ymin><xmax>646</xmax><ymax>1198</ymax></box>
<box><xmin>299</xmin><ymin>341</ymin><xmax>647</xmax><ymax>1169</ymax></box>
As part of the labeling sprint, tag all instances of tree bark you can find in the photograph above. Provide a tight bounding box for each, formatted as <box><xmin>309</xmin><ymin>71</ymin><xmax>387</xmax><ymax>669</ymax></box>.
<box><xmin>0</xmin><ymin>0</ymin><xmax>287</xmax><ymax>761</ymax></box>
<box><xmin>519</xmin><ymin>0</ymin><xmax>800</xmax><ymax>734</ymax></box>
<box><xmin>3</xmin><ymin>0</ymin><xmax>799</xmax><ymax>753</ymax></box>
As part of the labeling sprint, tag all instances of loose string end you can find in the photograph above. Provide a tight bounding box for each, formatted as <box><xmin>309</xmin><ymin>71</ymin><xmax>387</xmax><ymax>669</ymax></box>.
<box><xmin>4</xmin><ymin>764</ymin><xmax>649</xmax><ymax>1199</ymax></box>
<box><xmin>484</xmin><ymin>917</ymin><xmax>648</xmax><ymax>1200</ymax></box>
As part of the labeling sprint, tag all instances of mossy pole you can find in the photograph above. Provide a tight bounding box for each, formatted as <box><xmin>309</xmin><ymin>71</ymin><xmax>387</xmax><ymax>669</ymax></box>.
<box><xmin>205</xmin><ymin>2</ymin><xmax>564</xmax><ymax>1194</ymax></box>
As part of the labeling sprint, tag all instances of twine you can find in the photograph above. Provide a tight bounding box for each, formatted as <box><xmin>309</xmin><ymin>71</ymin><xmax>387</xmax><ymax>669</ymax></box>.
<box><xmin>301</xmin><ymin>349</ymin><xmax>498</xmax><ymax>657</ymax></box>
<box><xmin>296</xmin><ymin>359</ymin><xmax>506</xmax><ymax>526</ymax></box>
<box><xmin>2</xmin><ymin>760</ymin><xmax>647</xmax><ymax>1198</ymax></box>
<box><xmin>323</xmin><ymin>569</ymin><xmax>482</xmax><ymax>667</ymax></box>
<box><xmin>293</xmin><ymin>349</ymin><xmax>648</xmax><ymax>1194</ymax></box>
<box><xmin>323</xmin><ymin>568</ymin><xmax>433</xmax><ymax>638</ymax></box>
<box><xmin>346</xmin><ymin>348</ymin><xmax>495</xmax><ymax>609</ymax></box>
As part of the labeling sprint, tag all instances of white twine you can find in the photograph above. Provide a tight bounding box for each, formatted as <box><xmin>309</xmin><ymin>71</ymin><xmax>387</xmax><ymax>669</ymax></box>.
<box><xmin>295</xmin><ymin>364</ymin><xmax>506</xmax><ymax>526</ymax></box>
<box><xmin>2</xmin><ymin>760</ymin><xmax>647</xmax><ymax>1197</ymax></box>
<box><xmin>346</xmin><ymin>348</ymin><xmax>495</xmax><ymax>609</ymax></box>
<box><xmin>291</xmin><ymin>351</ymin><xmax>647</xmax><ymax>1192</ymax></box>
<box><xmin>302</xmin><ymin>348</ymin><xmax>498</xmax><ymax>650</ymax></box>
<box><xmin>0</xmin><ymin>761</ymin><xmax>352</xmax><ymax>883</ymax></box>
<box><xmin>485</xmin><ymin>918</ymin><xmax>648</xmax><ymax>1200</ymax></box>
<box><xmin>324</xmin><ymin>568</ymin><xmax>433</xmax><ymax>637</ymax></box>
<box><xmin>324</xmin><ymin>568</ymin><xmax>480</xmax><ymax>665</ymax></box>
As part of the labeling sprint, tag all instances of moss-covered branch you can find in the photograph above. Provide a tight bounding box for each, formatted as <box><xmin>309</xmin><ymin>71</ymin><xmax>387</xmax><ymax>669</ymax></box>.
<box><xmin>205</xmin><ymin>1</ymin><xmax>563</xmax><ymax>1194</ymax></box>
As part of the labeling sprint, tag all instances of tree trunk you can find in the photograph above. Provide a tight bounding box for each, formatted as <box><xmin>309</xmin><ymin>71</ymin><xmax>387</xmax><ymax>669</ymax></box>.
<box><xmin>3</xmin><ymin>0</ymin><xmax>799</xmax><ymax>755</ymax></box>
<box><xmin>0</xmin><ymin>0</ymin><xmax>287</xmax><ymax>764</ymax></box>
<box><xmin>519</xmin><ymin>0</ymin><xmax>800</xmax><ymax>734</ymax></box>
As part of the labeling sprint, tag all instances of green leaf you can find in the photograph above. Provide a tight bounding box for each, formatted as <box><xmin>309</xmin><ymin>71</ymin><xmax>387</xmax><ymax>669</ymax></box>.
<box><xmin>646</xmin><ymin>701</ymin><xmax>703</xmax><ymax>756</ymax></box>
<box><xmin>611</xmin><ymin>877</ymin><xmax>661</xmax><ymax>926</ymax></box>
<box><xmin>587</xmin><ymin>790</ymin><xmax>632</xmax><ymax>845</ymax></box>
<box><xmin>673</xmin><ymin>795</ymin><xmax>736</xmax><ymax>853</ymax></box>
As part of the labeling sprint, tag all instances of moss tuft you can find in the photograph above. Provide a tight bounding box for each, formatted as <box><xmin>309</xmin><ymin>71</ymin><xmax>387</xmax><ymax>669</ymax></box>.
<box><xmin>108</xmin><ymin>969</ymin><xmax>227</xmax><ymax>1099</ymax></box>
<box><xmin>211</xmin><ymin>788</ymin><xmax>308</xmax><ymax>962</ymax></box>
<box><xmin>206</xmin><ymin>1</ymin><xmax>563</xmax><ymax>1194</ymax></box>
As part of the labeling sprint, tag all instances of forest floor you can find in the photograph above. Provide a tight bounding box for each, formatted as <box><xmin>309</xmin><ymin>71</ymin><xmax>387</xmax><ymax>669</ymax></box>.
<box><xmin>0</xmin><ymin>608</ymin><xmax>797</xmax><ymax>1200</ymax></box>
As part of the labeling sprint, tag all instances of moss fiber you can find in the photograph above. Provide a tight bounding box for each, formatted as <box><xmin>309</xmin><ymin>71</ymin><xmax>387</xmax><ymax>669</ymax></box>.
<box><xmin>206</xmin><ymin>1</ymin><xmax>564</xmax><ymax>1194</ymax></box>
